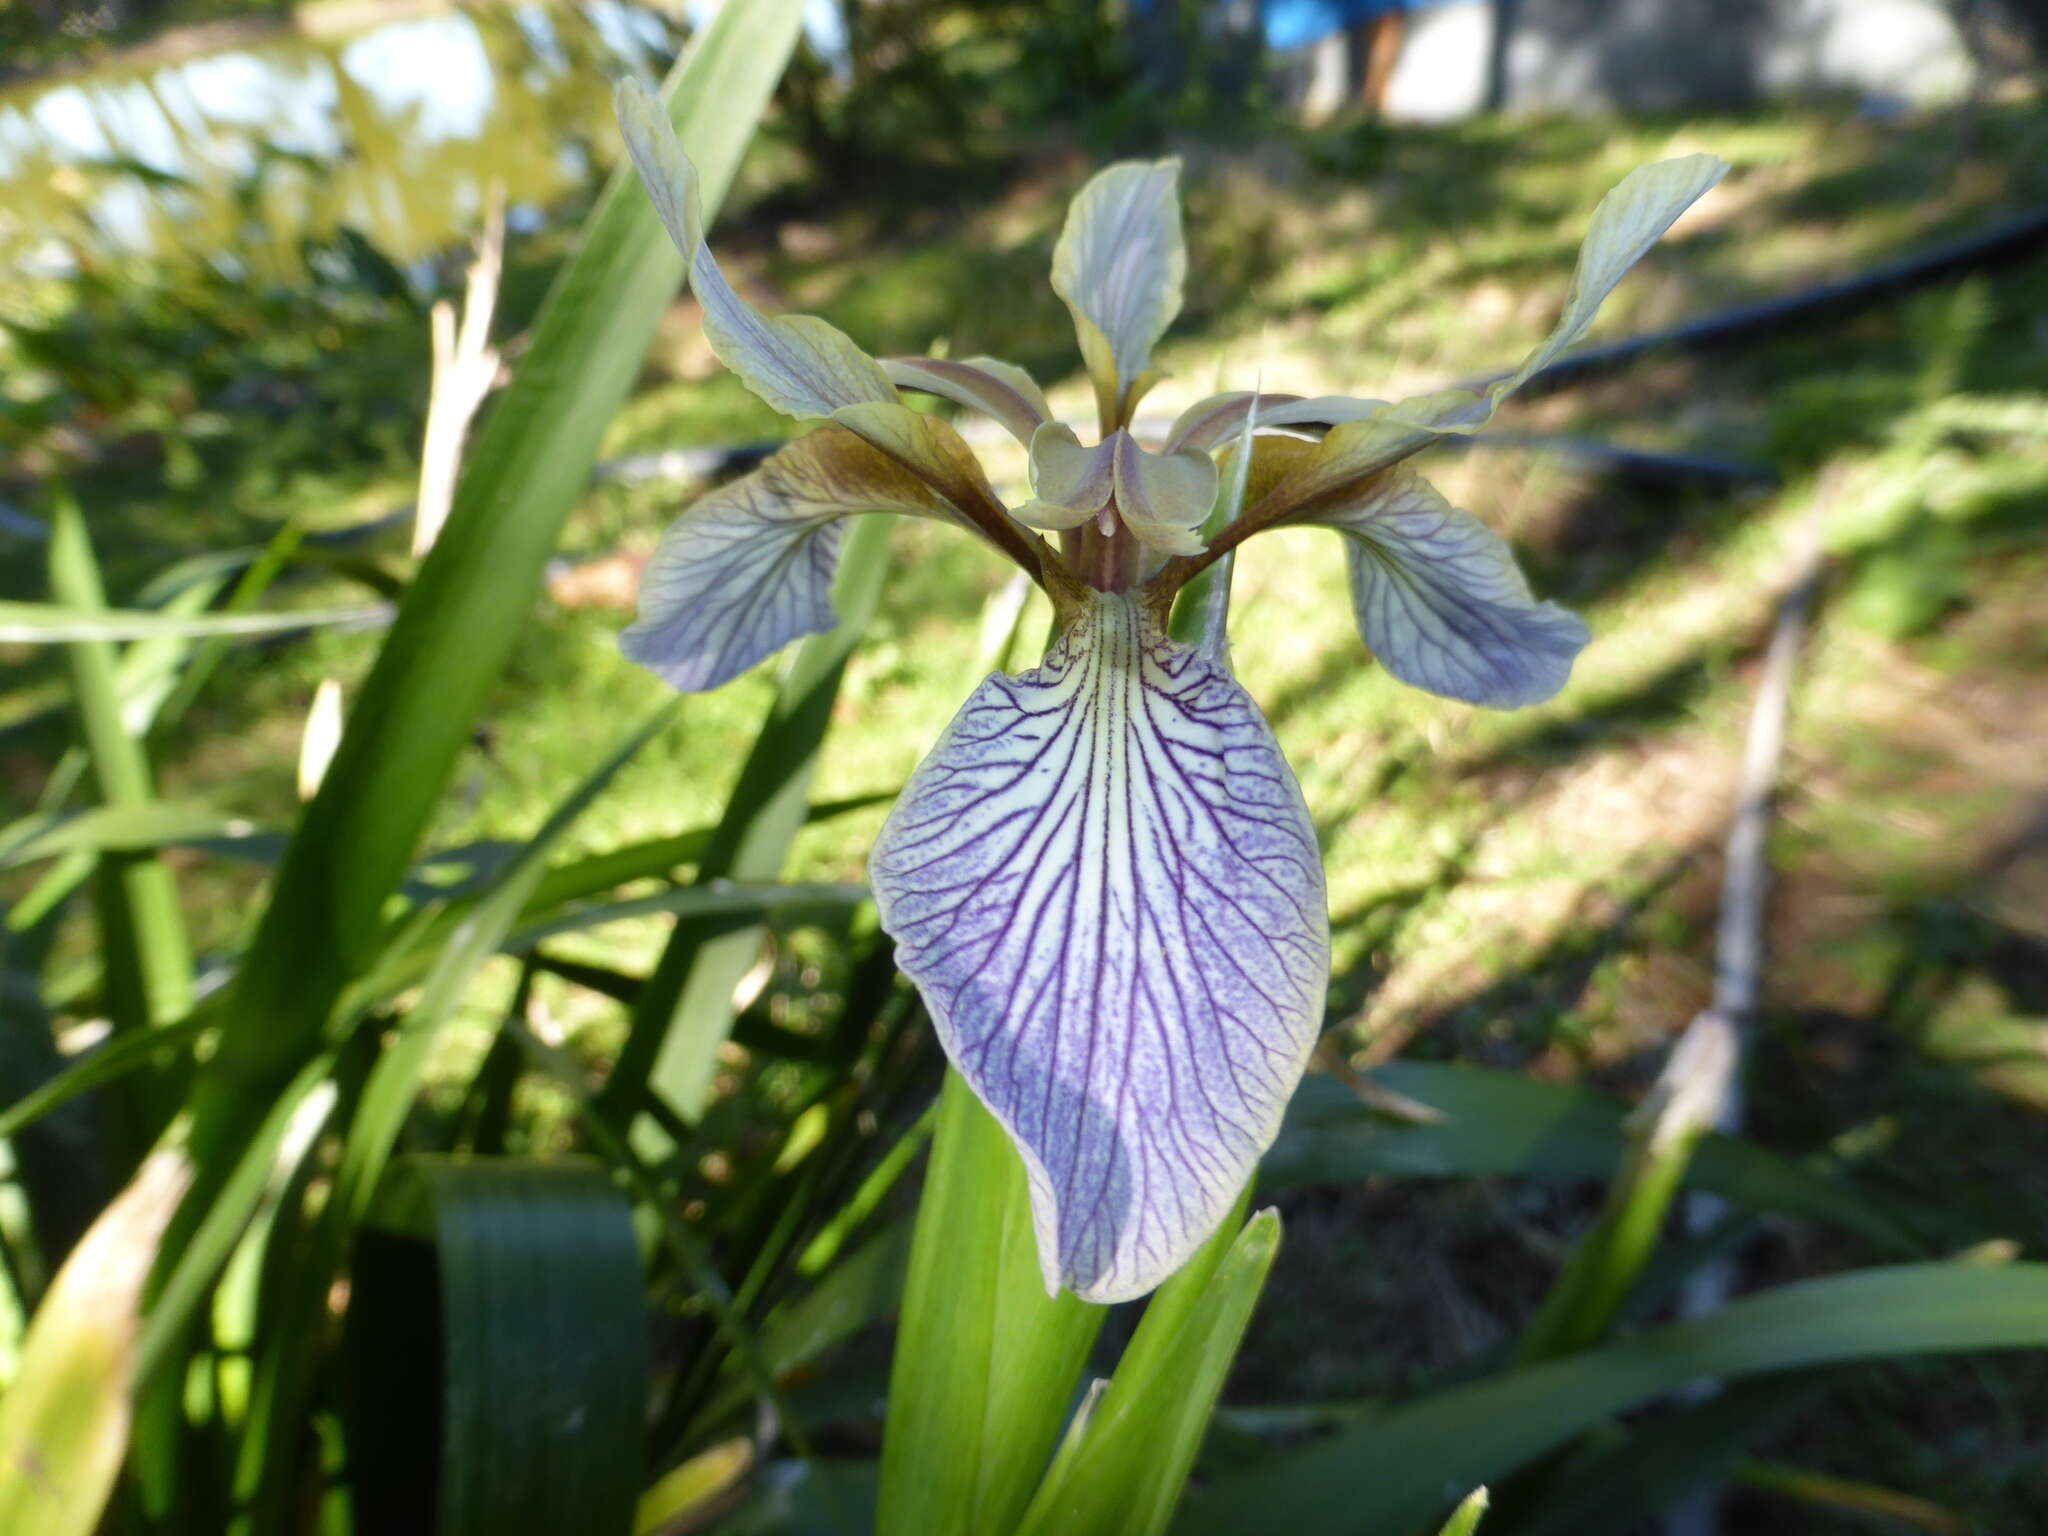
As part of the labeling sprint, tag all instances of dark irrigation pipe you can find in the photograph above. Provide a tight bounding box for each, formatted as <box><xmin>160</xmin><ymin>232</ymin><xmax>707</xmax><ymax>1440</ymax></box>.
<box><xmin>5</xmin><ymin>203</ymin><xmax>2044</xmax><ymax>561</ymax></box>
<box><xmin>1497</xmin><ymin>204</ymin><xmax>2048</xmax><ymax>400</ymax></box>
<box><xmin>1413</xmin><ymin>431</ymin><xmax>1778</xmax><ymax>491</ymax></box>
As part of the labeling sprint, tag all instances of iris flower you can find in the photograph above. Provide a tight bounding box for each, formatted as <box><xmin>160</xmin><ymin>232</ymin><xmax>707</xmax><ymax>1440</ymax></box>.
<box><xmin>615</xmin><ymin>80</ymin><xmax>1724</xmax><ymax>1303</ymax></box>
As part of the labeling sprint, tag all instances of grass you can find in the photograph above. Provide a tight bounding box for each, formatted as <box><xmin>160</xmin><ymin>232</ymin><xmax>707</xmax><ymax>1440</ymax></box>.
<box><xmin>5</xmin><ymin>86</ymin><xmax>2048</xmax><ymax>1528</ymax></box>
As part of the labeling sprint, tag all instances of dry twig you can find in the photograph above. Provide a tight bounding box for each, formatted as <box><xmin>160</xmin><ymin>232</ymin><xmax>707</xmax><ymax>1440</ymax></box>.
<box><xmin>413</xmin><ymin>186</ymin><xmax>506</xmax><ymax>558</ymax></box>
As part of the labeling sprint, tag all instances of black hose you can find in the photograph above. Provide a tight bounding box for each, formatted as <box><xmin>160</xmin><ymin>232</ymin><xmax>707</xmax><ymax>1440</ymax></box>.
<box><xmin>1500</xmin><ymin>205</ymin><xmax>2048</xmax><ymax>399</ymax></box>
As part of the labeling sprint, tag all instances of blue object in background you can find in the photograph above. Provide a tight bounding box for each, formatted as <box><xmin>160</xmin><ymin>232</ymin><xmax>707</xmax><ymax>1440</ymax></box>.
<box><xmin>1263</xmin><ymin>0</ymin><xmax>1403</xmax><ymax>52</ymax></box>
<box><xmin>1132</xmin><ymin>0</ymin><xmax>1461</xmax><ymax>54</ymax></box>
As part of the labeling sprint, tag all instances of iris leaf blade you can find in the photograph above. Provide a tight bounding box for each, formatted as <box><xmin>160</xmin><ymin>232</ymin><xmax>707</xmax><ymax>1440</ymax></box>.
<box><xmin>1015</xmin><ymin>1201</ymin><xmax>1279</xmax><ymax>1536</ymax></box>
<box><xmin>877</xmin><ymin>1071</ymin><xmax>1105</xmax><ymax>1536</ymax></box>
<box><xmin>1266</xmin><ymin>1066</ymin><xmax>1918</xmax><ymax>1253</ymax></box>
<box><xmin>1178</xmin><ymin>1263</ymin><xmax>2048</xmax><ymax>1536</ymax></box>
<box><xmin>185</xmin><ymin>0</ymin><xmax>811</xmax><ymax>1145</ymax></box>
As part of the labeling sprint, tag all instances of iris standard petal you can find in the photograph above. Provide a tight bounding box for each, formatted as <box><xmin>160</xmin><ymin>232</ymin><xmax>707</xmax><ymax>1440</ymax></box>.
<box><xmin>1497</xmin><ymin>152</ymin><xmax>1727</xmax><ymax>399</ymax></box>
<box><xmin>885</xmin><ymin>356</ymin><xmax>1052</xmax><ymax>446</ymax></box>
<box><xmin>1164</xmin><ymin>392</ymin><xmax>1395</xmax><ymax>455</ymax></box>
<box><xmin>1303</xmin><ymin>467</ymin><xmax>1589</xmax><ymax>707</ymax></box>
<box><xmin>616</xmin><ymin>79</ymin><xmax>896</xmax><ymax>420</ymax></box>
<box><xmin>1051</xmin><ymin>159</ymin><xmax>1186</xmax><ymax>428</ymax></box>
<box><xmin>1355</xmin><ymin>154</ymin><xmax>1729</xmax><ymax>443</ymax></box>
<box><xmin>1201</xmin><ymin>156</ymin><xmax>1726</xmax><ymax>527</ymax></box>
<box><xmin>621</xmin><ymin>425</ymin><xmax>971</xmax><ymax>692</ymax></box>
<box><xmin>870</xmin><ymin>591</ymin><xmax>1328</xmax><ymax>1302</ymax></box>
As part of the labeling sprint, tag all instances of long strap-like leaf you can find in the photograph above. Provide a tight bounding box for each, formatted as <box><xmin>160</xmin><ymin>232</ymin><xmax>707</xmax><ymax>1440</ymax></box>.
<box><xmin>1180</xmin><ymin>1262</ymin><xmax>2048</xmax><ymax>1536</ymax></box>
<box><xmin>0</xmin><ymin>13</ymin><xmax>811</xmax><ymax>1534</ymax></box>
<box><xmin>183</xmin><ymin>0</ymin><xmax>809</xmax><ymax>1160</ymax></box>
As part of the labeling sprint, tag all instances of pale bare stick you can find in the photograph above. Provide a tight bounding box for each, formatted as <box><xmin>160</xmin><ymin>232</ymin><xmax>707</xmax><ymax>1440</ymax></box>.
<box><xmin>412</xmin><ymin>185</ymin><xmax>506</xmax><ymax>558</ymax></box>
<box><xmin>1666</xmin><ymin>484</ymin><xmax>1831</xmax><ymax>1536</ymax></box>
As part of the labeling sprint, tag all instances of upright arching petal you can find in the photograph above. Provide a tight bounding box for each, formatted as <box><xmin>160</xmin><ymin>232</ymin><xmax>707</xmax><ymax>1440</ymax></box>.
<box><xmin>1051</xmin><ymin>160</ymin><xmax>1186</xmax><ymax>429</ymax></box>
<box><xmin>871</xmin><ymin>592</ymin><xmax>1328</xmax><ymax>1302</ymax></box>
<box><xmin>616</xmin><ymin>79</ymin><xmax>896</xmax><ymax>419</ymax></box>
<box><xmin>1497</xmin><ymin>153</ymin><xmax>1728</xmax><ymax>399</ymax></box>
<box><xmin>621</xmin><ymin>425</ymin><xmax>973</xmax><ymax>692</ymax></box>
<box><xmin>886</xmin><ymin>356</ymin><xmax>1052</xmax><ymax>447</ymax></box>
<box><xmin>1301</xmin><ymin>467</ymin><xmax>1589</xmax><ymax>707</ymax></box>
<box><xmin>1194</xmin><ymin>155</ymin><xmax>1729</xmax><ymax>521</ymax></box>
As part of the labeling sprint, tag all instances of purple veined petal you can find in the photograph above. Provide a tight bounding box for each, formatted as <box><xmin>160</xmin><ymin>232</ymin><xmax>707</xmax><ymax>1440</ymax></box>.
<box><xmin>1303</xmin><ymin>467</ymin><xmax>1590</xmax><ymax>708</ymax></box>
<box><xmin>870</xmin><ymin>591</ymin><xmax>1329</xmax><ymax>1302</ymax></box>
<box><xmin>621</xmin><ymin>425</ymin><xmax>972</xmax><ymax>693</ymax></box>
<box><xmin>616</xmin><ymin>80</ymin><xmax>896</xmax><ymax>420</ymax></box>
<box><xmin>885</xmin><ymin>355</ymin><xmax>1051</xmax><ymax>447</ymax></box>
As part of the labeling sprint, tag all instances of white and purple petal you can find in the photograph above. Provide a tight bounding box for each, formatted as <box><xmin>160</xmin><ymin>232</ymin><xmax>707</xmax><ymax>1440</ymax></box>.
<box><xmin>1305</xmin><ymin>468</ymin><xmax>1589</xmax><ymax>708</ymax></box>
<box><xmin>621</xmin><ymin>426</ymin><xmax>970</xmax><ymax>693</ymax></box>
<box><xmin>870</xmin><ymin>592</ymin><xmax>1328</xmax><ymax>1302</ymax></box>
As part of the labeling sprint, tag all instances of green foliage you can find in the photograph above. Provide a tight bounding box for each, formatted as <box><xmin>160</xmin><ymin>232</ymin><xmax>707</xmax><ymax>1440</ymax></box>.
<box><xmin>878</xmin><ymin>1072</ymin><xmax>1105</xmax><ymax>1536</ymax></box>
<box><xmin>1013</xmin><ymin>1201</ymin><xmax>1279</xmax><ymax>1536</ymax></box>
<box><xmin>347</xmin><ymin>1158</ymin><xmax>648</xmax><ymax>1536</ymax></box>
<box><xmin>0</xmin><ymin>8</ymin><xmax>829</xmax><ymax>1531</ymax></box>
<box><xmin>1182</xmin><ymin>1264</ymin><xmax>2048</xmax><ymax>1536</ymax></box>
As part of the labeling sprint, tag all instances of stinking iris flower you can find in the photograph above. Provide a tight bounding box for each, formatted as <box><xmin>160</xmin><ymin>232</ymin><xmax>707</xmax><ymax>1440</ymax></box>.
<box><xmin>614</xmin><ymin>80</ymin><xmax>1725</xmax><ymax>1303</ymax></box>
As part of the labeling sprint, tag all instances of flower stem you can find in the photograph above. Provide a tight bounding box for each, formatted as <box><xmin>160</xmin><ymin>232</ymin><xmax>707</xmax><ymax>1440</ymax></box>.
<box><xmin>1078</xmin><ymin>523</ymin><xmax>1142</xmax><ymax>592</ymax></box>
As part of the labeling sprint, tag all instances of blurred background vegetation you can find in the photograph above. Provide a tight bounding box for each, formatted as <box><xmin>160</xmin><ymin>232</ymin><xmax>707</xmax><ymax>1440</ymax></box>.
<box><xmin>3</xmin><ymin>1</ymin><xmax>2047</xmax><ymax>1532</ymax></box>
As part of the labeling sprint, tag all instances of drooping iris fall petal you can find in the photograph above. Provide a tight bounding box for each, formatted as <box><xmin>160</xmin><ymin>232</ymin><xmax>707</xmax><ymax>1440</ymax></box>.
<box><xmin>870</xmin><ymin>592</ymin><xmax>1329</xmax><ymax>1302</ymax></box>
<box><xmin>1301</xmin><ymin>467</ymin><xmax>1589</xmax><ymax>707</ymax></box>
<box><xmin>621</xmin><ymin>424</ymin><xmax>981</xmax><ymax>692</ymax></box>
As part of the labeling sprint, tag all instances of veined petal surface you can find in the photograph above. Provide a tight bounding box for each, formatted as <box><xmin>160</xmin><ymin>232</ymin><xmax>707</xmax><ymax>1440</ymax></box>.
<box><xmin>885</xmin><ymin>356</ymin><xmax>1051</xmax><ymax>446</ymax></box>
<box><xmin>616</xmin><ymin>80</ymin><xmax>896</xmax><ymax>420</ymax></box>
<box><xmin>1052</xmin><ymin>159</ymin><xmax>1185</xmax><ymax>423</ymax></box>
<box><xmin>621</xmin><ymin>426</ymin><xmax>964</xmax><ymax>692</ymax></box>
<box><xmin>1304</xmin><ymin>468</ymin><xmax>1589</xmax><ymax>707</ymax></box>
<box><xmin>871</xmin><ymin>592</ymin><xmax>1328</xmax><ymax>1302</ymax></box>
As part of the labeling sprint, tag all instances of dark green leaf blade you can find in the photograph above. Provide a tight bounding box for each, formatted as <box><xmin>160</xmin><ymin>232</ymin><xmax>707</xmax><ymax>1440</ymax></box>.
<box><xmin>348</xmin><ymin>1158</ymin><xmax>647</xmax><ymax>1536</ymax></box>
<box><xmin>1179</xmin><ymin>1263</ymin><xmax>2048</xmax><ymax>1536</ymax></box>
